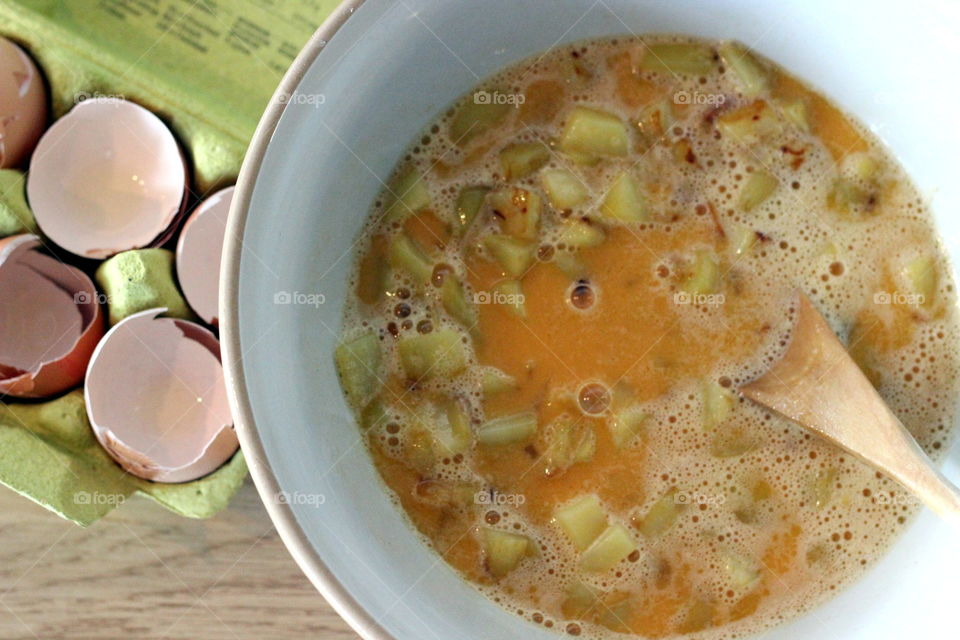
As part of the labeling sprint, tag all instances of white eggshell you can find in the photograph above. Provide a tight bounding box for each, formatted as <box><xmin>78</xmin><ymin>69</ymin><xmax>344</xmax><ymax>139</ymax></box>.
<box><xmin>0</xmin><ymin>36</ymin><xmax>46</xmax><ymax>168</ymax></box>
<box><xmin>26</xmin><ymin>98</ymin><xmax>187</xmax><ymax>259</ymax></box>
<box><xmin>175</xmin><ymin>186</ymin><xmax>233</xmax><ymax>326</ymax></box>
<box><xmin>84</xmin><ymin>309</ymin><xmax>237</xmax><ymax>483</ymax></box>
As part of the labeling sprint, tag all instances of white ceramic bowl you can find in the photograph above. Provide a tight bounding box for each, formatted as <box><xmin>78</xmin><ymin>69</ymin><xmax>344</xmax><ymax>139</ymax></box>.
<box><xmin>222</xmin><ymin>1</ymin><xmax>960</xmax><ymax>638</ymax></box>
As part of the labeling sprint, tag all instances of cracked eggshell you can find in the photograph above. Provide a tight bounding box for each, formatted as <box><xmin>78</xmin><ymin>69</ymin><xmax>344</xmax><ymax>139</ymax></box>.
<box><xmin>26</xmin><ymin>98</ymin><xmax>188</xmax><ymax>259</ymax></box>
<box><xmin>0</xmin><ymin>36</ymin><xmax>47</xmax><ymax>169</ymax></box>
<box><xmin>0</xmin><ymin>234</ymin><xmax>104</xmax><ymax>397</ymax></box>
<box><xmin>175</xmin><ymin>186</ymin><xmax>233</xmax><ymax>326</ymax></box>
<box><xmin>84</xmin><ymin>309</ymin><xmax>237</xmax><ymax>483</ymax></box>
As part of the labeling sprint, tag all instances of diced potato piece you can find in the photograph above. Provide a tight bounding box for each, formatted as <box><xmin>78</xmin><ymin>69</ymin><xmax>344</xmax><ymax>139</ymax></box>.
<box><xmin>388</xmin><ymin>234</ymin><xmax>433</xmax><ymax>286</ymax></box>
<box><xmin>702</xmin><ymin>380</ymin><xmax>735</xmax><ymax>431</ymax></box>
<box><xmin>608</xmin><ymin>50</ymin><xmax>662</xmax><ymax>108</ymax></box>
<box><xmin>398</xmin><ymin>329</ymin><xmax>468</xmax><ymax>380</ymax></box>
<box><xmin>810</xmin><ymin>467</ymin><xmax>838</xmax><ymax>509</ymax></box>
<box><xmin>600</xmin><ymin>172</ymin><xmax>648</xmax><ymax>222</ymax></box>
<box><xmin>561</xmin><ymin>581</ymin><xmax>602</xmax><ymax>618</ymax></box>
<box><xmin>733</xmin><ymin>477</ymin><xmax>772</xmax><ymax>525</ymax></box>
<box><xmin>360</xmin><ymin>396</ymin><xmax>389</xmax><ymax>430</ymax></box>
<box><xmin>597</xmin><ymin>591</ymin><xmax>633</xmax><ymax>633</ymax></box>
<box><xmin>493</xmin><ymin>280</ymin><xmax>526</xmax><ymax>317</ymax></box>
<box><xmin>777</xmin><ymin>98</ymin><xmax>810</xmax><ymax>132</ymax></box>
<box><xmin>564</xmin><ymin>150</ymin><xmax>603</xmax><ymax>166</ymax></box>
<box><xmin>541</xmin><ymin>415</ymin><xmax>596</xmax><ymax>477</ymax></box>
<box><xmin>672</xmin><ymin>138</ymin><xmax>697</xmax><ymax>165</ymax></box>
<box><xmin>477</xmin><ymin>412</ymin><xmax>537</xmax><ymax>446</ymax></box>
<box><xmin>489</xmin><ymin>187</ymin><xmax>541</xmax><ymax>240</ymax></box>
<box><xmin>608</xmin><ymin>380</ymin><xmax>635</xmax><ymax>410</ymax></box>
<box><xmin>596</xmin><ymin>591</ymin><xmax>634</xmax><ymax>633</ymax></box>
<box><xmin>518</xmin><ymin>79</ymin><xmax>565</xmax><ymax>125</ymax></box>
<box><xmin>609</xmin><ymin>405</ymin><xmax>646</xmax><ymax>449</ymax></box>
<box><xmin>826</xmin><ymin>178</ymin><xmax>875</xmax><ymax>215</ymax></box>
<box><xmin>650</xmin><ymin>555</ymin><xmax>673</xmax><ymax>589</ymax></box>
<box><xmin>680</xmin><ymin>598</ymin><xmax>715</xmax><ymax>633</ymax></box>
<box><xmin>541</xmin><ymin>169</ymin><xmax>588</xmax><ymax>210</ymax></box>
<box><xmin>403</xmin><ymin>210</ymin><xmax>451</xmax><ymax>253</ymax></box>
<box><xmin>638</xmin><ymin>489</ymin><xmax>683</xmax><ymax>538</ymax></box>
<box><xmin>403</xmin><ymin>426</ymin><xmax>437</xmax><ymax>474</ymax></box>
<box><xmin>413</xmin><ymin>478</ymin><xmax>478</xmax><ymax>509</ymax></box>
<box><xmin>441</xmin><ymin>276</ymin><xmax>478</xmax><ymax>329</ymax></box>
<box><xmin>718</xmin><ymin>42</ymin><xmax>769</xmax><ymax>97</ymax></box>
<box><xmin>581</xmin><ymin>524</ymin><xmax>637</xmax><ymax>572</ymax></box>
<box><xmin>455</xmin><ymin>186</ymin><xmax>490</xmax><ymax>234</ymax></box>
<box><xmin>483</xmin><ymin>234</ymin><xmax>536</xmax><ymax>278</ymax></box>
<box><xmin>554</xmin><ymin>495</ymin><xmax>609</xmax><ymax>550</ymax></box>
<box><xmin>554</xmin><ymin>251</ymin><xmax>588</xmax><ymax>279</ymax></box>
<box><xmin>752</xmin><ymin>478</ymin><xmax>773</xmax><ymax>501</ymax></box>
<box><xmin>710</xmin><ymin>425</ymin><xmax>756</xmax><ymax>458</ymax></box>
<box><xmin>639</xmin><ymin>43</ymin><xmax>715</xmax><ymax>75</ymax></box>
<box><xmin>334</xmin><ymin>332</ymin><xmax>382</xmax><ymax>408</ymax></box>
<box><xmin>819</xmin><ymin>240</ymin><xmax>840</xmax><ymax>258</ymax></box>
<box><xmin>847</xmin><ymin>313</ymin><xmax>887</xmax><ymax>389</ymax></box>
<box><xmin>684</xmin><ymin>250</ymin><xmax>721</xmax><ymax>296</ymax></box>
<box><xmin>383</xmin><ymin>167</ymin><xmax>431</xmax><ymax>222</ymax></box>
<box><xmin>738</xmin><ymin>171</ymin><xmax>778</xmax><ymax>212</ymax></box>
<box><xmin>732</xmin><ymin>503</ymin><xmax>759</xmax><ymax>525</ymax></box>
<box><xmin>903</xmin><ymin>255</ymin><xmax>938</xmax><ymax>307</ymax></box>
<box><xmin>356</xmin><ymin>235</ymin><xmax>389</xmax><ymax>305</ymax></box>
<box><xmin>729</xmin><ymin>225</ymin><xmax>758</xmax><ymax>256</ymax></box>
<box><xmin>440</xmin><ymin>397</ymin><xmax>472</xmax><ymax>454</ymax></box>
<box><xmin>636</xmin><ymin>99</ymin><xmax>674</xmax><ymax>147</ymax></box>
<box><xmin>557</xmin><ymin>218</ymin><xmax>606</xmax><ymax>249</ymax></box>
<box><xmin>842</xmin><ymin>151</ymin><xmax>882</xmax><ymax>181</ymax></box>
<box><xmin>721</xmin><ymin>548</ymin><xmax>760</xmax><ymax>590</ymax></box>
<box><xmin>558</xmin><ymin>106</ymin><xmax>630</xmax><ymax>158</ymax></box>
<box><xmin>806</xmin><ymin>543</ymin><xmax>831</xmax><ymax>567</ymax></box>
<box><xmin>482</xmin><ymin>528</ymin><xmax>532</xmax><ymax>578</ymax></box>
<box><xmin>499</xmin><ymin>141</ymin><xmax>550</xmax><ymax>181</ymax></box>
<box><xmin>450</xmin><ymin>97</ymin><xmax>510</xmax><ymax>145</ymax></box>
<box><xmin>480</xmin><ymin>366</ymin><xmax>517</xmax><ymax>395</ymax></box>
<box><xmin>716</xmin><ymin>100</ymin><xmax>783</xmax><ymax>144</ymax></box>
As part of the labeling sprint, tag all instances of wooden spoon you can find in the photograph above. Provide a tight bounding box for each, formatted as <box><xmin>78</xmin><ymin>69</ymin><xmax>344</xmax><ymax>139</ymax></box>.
<box><xmin>740</xmin><ymin>292</ymin><xmax>960</xmax><ymax>523</ymax></box>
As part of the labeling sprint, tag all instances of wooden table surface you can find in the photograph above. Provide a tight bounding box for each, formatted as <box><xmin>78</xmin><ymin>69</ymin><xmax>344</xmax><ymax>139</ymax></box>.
<box><xmin>0</xmin><ymin>479</ymin><xmax>358</xmax><ymax>639</ymax></box>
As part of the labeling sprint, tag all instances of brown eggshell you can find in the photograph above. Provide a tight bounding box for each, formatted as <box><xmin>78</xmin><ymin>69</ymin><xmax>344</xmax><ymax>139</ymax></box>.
<box><xmin>0</xmin><ymin>234</ymin><xmax>104</xmax><ymax>397</ymax></box>
<box><xmin>84</xmin><ymin>308</ymin><xmax>237</xmax><ymax>483</ymax></box>
<box><xmin>175</xmin><ymin>186</ymin><xmax>233</xmax><ymax>326</ymax></box>
<box><xmin>26</xmin><ymin>98</ymin><xmax>188</xmax><ymax>259</ymax></box>
<box><xmin>0</xmin><ymin>36</ymin><xmax>47</xmax><ymax>168</ymax></box>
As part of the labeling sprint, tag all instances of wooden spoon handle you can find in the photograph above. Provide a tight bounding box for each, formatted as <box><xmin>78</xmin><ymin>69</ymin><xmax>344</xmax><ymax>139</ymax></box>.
<box><xmin>887</xmin><ymin>435</ymin><xmax>960</xmax><ymax>527</ymax></box>
<box><xmin>741</xmin><ymin>294</ymin><xmax>960</xmax><ymax>527</ymax></box>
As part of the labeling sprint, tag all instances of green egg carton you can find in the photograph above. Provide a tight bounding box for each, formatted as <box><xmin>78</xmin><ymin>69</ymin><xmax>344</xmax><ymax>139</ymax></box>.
<box><xmin>0</xmin><ymin>0</ymin><xmax>339</xmax><ymax>524</ymax></box>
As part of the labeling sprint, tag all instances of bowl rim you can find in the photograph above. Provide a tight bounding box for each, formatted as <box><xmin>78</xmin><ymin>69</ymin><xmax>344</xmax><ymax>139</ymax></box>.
<box><xmin>220</xmin><ymin>3</ymin><xmax>960</xmax><ymax>638</ymax></box>
<box><xmin>219</xmin><ymin>2</ymin><xmax>390</xmax><ymax>639</ymax></box>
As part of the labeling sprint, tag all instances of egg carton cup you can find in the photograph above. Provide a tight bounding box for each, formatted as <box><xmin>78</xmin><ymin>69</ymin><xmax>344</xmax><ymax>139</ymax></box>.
<box><xmin>0</xmin><ymin>0</ymin><xmax>332</xmax><ymax>524</ymax></box>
